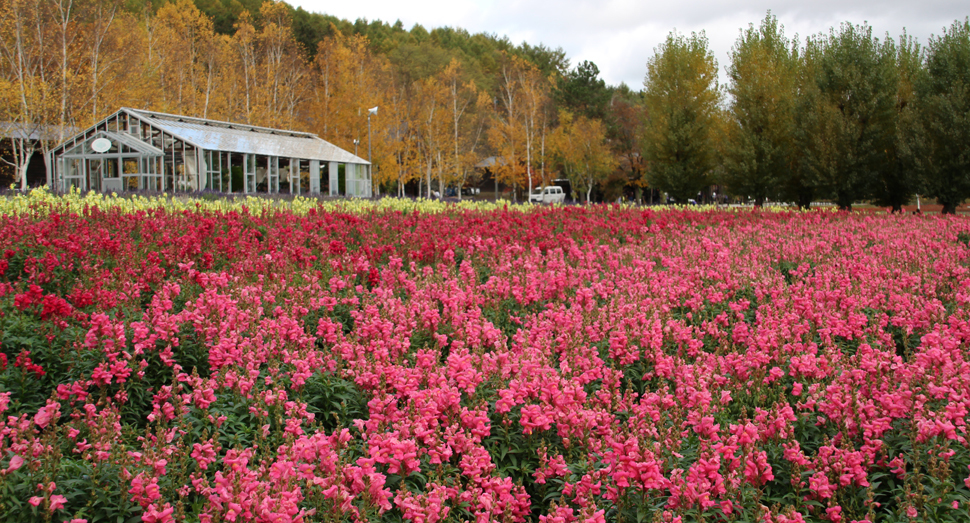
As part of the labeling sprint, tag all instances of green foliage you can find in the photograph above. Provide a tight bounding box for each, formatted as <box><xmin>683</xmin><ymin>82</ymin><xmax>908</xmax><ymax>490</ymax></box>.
<box><xmin>517</xmin><ymin>42</ymin><xmax>569</xmax><ymax>78</ymax></box>
<box><xmin>787</xmin><ymin>48</ymin><xmax>833</xmax><ymax>209</ymax></box>
<box><xmin>301</xmin><ymin>371</ymin><xmax>369</xmax><ymax>433</ymax></box>
<box><xmin>0</xmin><ymin>312</ymin><xmax>89</xmax><ymax>417</ymax></box>
<box><xmin>723</xmin><ymin>12</ymin><xmax>798</xmax><ymax>206</ymax></box>
<box><xmin>194</xmin><ymin>0</ymin><xmax>261</xmax><ymax>34</ymax></box>
<box><xmin>555</xmin><ymin>60</ymin><xmax>611</xmax><ymax>121</ymax></box>
<box><xmin>806</xmin><ymin>22</ymin><xmax>899</xmax><ymax>210</ymax></box>
<box><xmin>958</xmin><ymin>232</ymin><xmax>970</xmax><ymax>247</ymax></box>
<box><xmin>291</xmin><ymin>6</ymin><xmax>343</xmax><ymax>55</ymax></box>
<box><xmin>0</xmin><ymin>456</ymin><xmax>140</xmax><ymax>523</ymax></box>
<box><xmin>303</xmin><ymin>302</ymin><xmax>356</xmax><ymax>340</ymax></box>
<box><xmin>642</xmin><ymin>31</ymin><xmax>723</xmax><ymax>204</ymax></box>
<box><xmin>482</xmin><ymin>298</ymin><xmax>540</xmax><ymax>341</ymax></box>
<box><xmin>871</xmin><ymin>33</ymin><xmax>922</xmax><ymax>212</ymax></box>
<box><xmin>483</xmin><ymin>403</ymin><xmax>565</xmax><ymax>519</ymax></box>
<box><xmin>914</xmin><ymin>18</ymin><xmax>970</xmax><ymax>214</ymax></box>
<box><xmin>388</xmin><ymin>41</ymin><xmax>454</xmax><ymax>84</ymax></box>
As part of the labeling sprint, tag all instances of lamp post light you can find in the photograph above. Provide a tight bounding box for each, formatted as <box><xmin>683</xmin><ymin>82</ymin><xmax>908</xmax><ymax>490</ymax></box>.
<box><xmin>353</xmin><ymin>139</ymin><xmax>359</xmax><ymax>156</ymax></box>
<box><xmin>368</xmin><ymin>106</ymin><xmax>377</xmax><ymax>197</ymax></box>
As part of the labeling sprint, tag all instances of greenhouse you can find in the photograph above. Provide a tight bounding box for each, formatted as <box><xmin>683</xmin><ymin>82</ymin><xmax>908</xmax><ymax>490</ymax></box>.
<box><xmin>45</xmin><ymin>108</ymin><xmax>372</xmax><ymax>196</ymax></box>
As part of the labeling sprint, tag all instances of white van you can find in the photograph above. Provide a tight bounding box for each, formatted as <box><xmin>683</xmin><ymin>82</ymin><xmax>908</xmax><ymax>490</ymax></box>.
<box><xmin>530</xmin><ymin>186</ymin><xmax>565</xmax><ymax>204</ymax></box>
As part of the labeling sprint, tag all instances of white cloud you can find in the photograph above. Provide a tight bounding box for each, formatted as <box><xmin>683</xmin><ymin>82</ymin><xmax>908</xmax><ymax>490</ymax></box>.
<box><xmin>290</xmin><ymin>0</ymin><xmax>968</xmax><ymax>87</ymax></box>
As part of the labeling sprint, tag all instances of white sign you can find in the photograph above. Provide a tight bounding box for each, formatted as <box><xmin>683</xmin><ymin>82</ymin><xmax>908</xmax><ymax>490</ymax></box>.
<box><xmin>91</xmin><ymin>138</ymin><xmax>112</xmax><ymax>153</ymax></box>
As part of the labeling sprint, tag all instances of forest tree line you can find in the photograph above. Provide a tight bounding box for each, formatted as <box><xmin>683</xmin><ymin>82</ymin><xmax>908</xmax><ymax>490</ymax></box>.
<box><xmin>647</xmin><ymin>14</ymin><xmax>970</xmax><ymax>213</ymax></box>
<box><xmin>0</xmin><ymin>0</ymin><xmax>633</xmax><ymax>201</ymax></box>
<box><xmin>1</xmin><ymin>1</ymin><xmax>968</xmax><ymax>210</ymax></box>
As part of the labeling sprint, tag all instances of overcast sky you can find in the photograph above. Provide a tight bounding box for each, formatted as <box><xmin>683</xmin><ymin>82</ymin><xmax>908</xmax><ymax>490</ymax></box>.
<box><xmin>290</xmin><ymin>1</ymin><xmax>967</xmax><ymax>88</ymax></box>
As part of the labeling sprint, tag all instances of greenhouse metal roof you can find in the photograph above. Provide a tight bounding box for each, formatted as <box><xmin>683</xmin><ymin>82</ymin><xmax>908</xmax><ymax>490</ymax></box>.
<box><xmin>123</xmin><ymin>108</ymin><xmax>369</xmax><ymax>164</ymax></box>
<box><xmin>61</xmin><ymin>130</ymin><xmax>164</xmax><ymax>158</ymax></box>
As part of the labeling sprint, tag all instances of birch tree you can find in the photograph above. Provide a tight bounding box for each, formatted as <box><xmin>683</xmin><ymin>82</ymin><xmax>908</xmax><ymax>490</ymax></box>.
<box><xmin>441</xmin><ymin>58</ymin><xmax>484</xmax><ymax>199</ymax></box>
<box><xmin>0</xmin><ymin>0</ymin><xmax>52</xmax><ymax>189</ymax></box>
<box><xmin>486</xmin><ymin>54</ymin><xmax>526</xmax><ymax>199</ymax></box>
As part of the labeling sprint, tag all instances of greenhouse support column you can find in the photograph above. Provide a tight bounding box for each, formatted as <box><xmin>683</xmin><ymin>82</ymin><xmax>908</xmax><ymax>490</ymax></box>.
<box><xmin>269</xmin><ymin>156</ymin><xmax>278</xmax><ymax>194</ymax></box>
<box><xmin>198</xmin><ymin>149</ymin><xmax>206</xmax><ymax>191</ymax></box>
<box><xmin>171</xmin><ymin>136</ymin><xmax>177</xmax><ymax>193</ymax></box>
<box><xmin>244</xmin><ymin>154</ymin><xmax>250</xmax><ymax>194</ymax></box>
<box><xmin>346</xmin><ymin>163</ymin><xmax>356</xmax><ymax>197</ymax></box>
<box><xmin>54</xmin><ymin>156</ymin><xmax>63</xmax><ymax>191</ymax></box>
<box><xmin>329</xmin><ymin>162</ymin><xmax>338</xmax><ymax>196</ymax></box>
<box><xmin>56</xmin><ymin>157</ymin><xmax>64</xmax><ymax>191</ymax></box>
<box><xmin>45</xmin><ymin>151</ymin><xmax>52</xmax><ymax>188</ymax></box>
<box><xmin>368</xmin><ymin>106</ymin><xmax>377</xmax><ymax>197</ymax></box>
<box><xmin>202</xmin><ymin>152</ymin><xmax>208</xmax><ymax>192</ymax></box>
<box><xmin>309</xmin><ymin>160</ymin><xmax>320</xmax><ymax>194</ymax></box>
<box><xmin>181</xmin><ymin>141</ymin><xmax>186</xmax><ymax>192</ymax></box>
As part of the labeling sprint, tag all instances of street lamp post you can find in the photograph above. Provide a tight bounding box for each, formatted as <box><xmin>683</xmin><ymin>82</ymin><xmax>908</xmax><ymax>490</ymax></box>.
<box><xmin>353</xmin><ymin>139</ymin><xmax>359</xmax><ymax>157</ymax></box>
<box><xmin>368</xmin><ymin>106</ymin><xmax>377</xmax><ymax>197</ymax></box>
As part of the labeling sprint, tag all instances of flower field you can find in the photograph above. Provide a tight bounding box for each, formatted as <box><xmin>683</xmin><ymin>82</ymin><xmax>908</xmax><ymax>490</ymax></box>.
<box><xmin>2</xmin><ymin>193</ymin><xmax>970</xmax><ymax>523</ymax></box>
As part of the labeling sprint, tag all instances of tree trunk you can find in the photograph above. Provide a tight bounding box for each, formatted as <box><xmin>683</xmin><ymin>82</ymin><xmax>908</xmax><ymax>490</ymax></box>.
<box><xmin>942</xmin><ymin>202</ymin><xmax>957</xmax><ymax>215</ymax></box>
<box><xmin>540</xmin><ymin>131</ymin><xmax>546</xmax><ymax>190</ymax></box>
<box><xmin>426</xmin><ymin>156</ymin><xmax>432</xmax><ymax>198</ymax></box>
<box><xmin>56</xmin><ymin>0</ymin><xmax>74</xmax><ymax>145</ymax></box>
<box><xmin>17</xmin><ymin>151</ymin><xmax>31</xmax><ymax>191</ymax></box>
<box><xmin>525</xmin><ymin>117</ymin><xmax>532</xmax><ymax>198</ymax></box>
<box><xmin>836</xmin><ymin>190</ymin><xmax>853</xmax><ymax>212</ymax></box>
